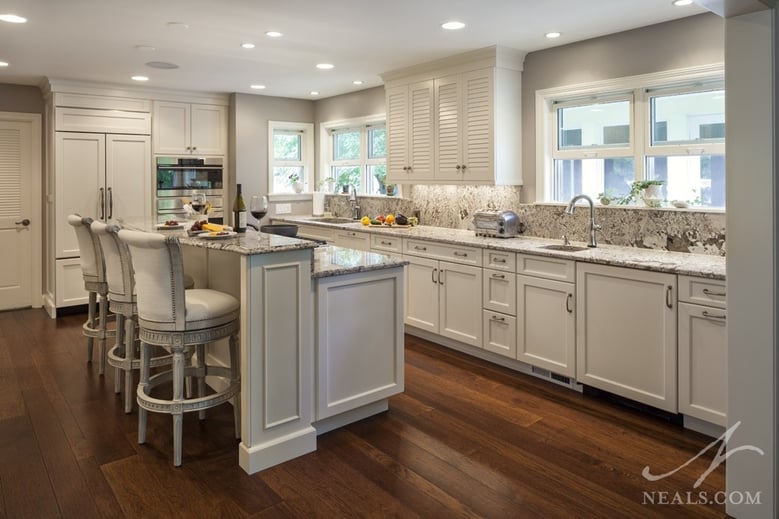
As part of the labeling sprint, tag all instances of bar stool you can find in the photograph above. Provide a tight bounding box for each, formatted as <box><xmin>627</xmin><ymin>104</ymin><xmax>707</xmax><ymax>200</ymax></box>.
<box><xmin>67</xmin><ymin>214</ymin><xmax>115</xmax><ymax>375</ymax></box>
<box><xmin>91</xmin><ymin>221</ymin><xmax>175</xmax><ymax>413</ymax></box>
<box><xmin>118</xmin><ymin>229</ymin><xmax>240</xmax><ymax>466</ymax></box>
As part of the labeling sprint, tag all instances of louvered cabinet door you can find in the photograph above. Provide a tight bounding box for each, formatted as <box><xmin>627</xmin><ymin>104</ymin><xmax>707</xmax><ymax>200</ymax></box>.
<box><xmin>408</xmin><ymin>80</ymin><xmax>435</xmax><ymax>180</ymax></box>
<box><xmin>385</xmin><ymin>85</ymin><xmax>410</xmax><ymax>182</ymax></box>
<box><xmin>461</xmin><ymin>68</ymin><xmax>494</xmax><ymax>182</ymax></box>
<box><xmin>434</xmin><ymin>74</ymin><xmax>463</xmax><ymax>181</ymax></box>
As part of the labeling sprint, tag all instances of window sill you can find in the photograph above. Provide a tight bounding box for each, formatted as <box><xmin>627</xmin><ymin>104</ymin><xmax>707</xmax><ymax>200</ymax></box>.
<box><xmin>268</xmin><ymin>193</ymin><xmax>312</xmax><ymax>203</ymax></box>
<box><xmin>533</xmin><ymin>201</ymin><xmax>725</xmax><ymax>213</ymax></box>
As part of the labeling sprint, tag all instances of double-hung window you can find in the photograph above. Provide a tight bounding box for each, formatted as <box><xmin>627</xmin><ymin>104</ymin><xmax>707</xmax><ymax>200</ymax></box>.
<box><xmin>268</xmin><ymin>121</ymin><xmax>314</xmax><ymax>194</ymax></box>
<box><xmin>538</xmin><ymin>65</ymin><xmax>725</xmax><ymax>208</ymax></box>
<box><xmin>321</xmin><ymin>117</ymin><xmax>388</xmax><ymax>195</ymax></box>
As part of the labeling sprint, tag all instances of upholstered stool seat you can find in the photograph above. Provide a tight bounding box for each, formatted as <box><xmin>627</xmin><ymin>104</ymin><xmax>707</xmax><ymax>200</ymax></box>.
<box><xmin>91</xmin><ymin>221</ymin><xmax>176</xmax><ymax>413</ymax></box>
<box><xmin>118</xmin><ymin>229</ymin><xmax>240</xmax><ymax>467</ymax></box>
<box><xmin>67</xmin><ymin>214</ymin><xmax>116</xmax><ymax>375</ymax></box>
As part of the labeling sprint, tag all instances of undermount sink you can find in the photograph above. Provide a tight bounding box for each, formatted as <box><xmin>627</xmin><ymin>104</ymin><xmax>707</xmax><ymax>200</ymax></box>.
<box><xmin>306</xmin><ymin>217</ymin><xmax>355</xmax><ymax>224</ymax></box>
<box><xmin>539</xmin><ymin>244</ymin><xmax>590</xmax><ymax>252</ymax></box>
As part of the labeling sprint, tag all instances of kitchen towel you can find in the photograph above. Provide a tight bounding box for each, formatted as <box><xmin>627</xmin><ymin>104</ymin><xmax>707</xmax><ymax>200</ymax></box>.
<box><xmin>313</xmin><ymin>191</ymin><xmax>325</xmax><ymax>216</ymax></box>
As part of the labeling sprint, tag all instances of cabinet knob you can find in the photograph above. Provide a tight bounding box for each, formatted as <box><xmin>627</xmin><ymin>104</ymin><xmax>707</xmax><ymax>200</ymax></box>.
<box><xmin>455</xmin><ymin>165</ymin><xmax>461</xmax><ymax>170</ymax></box>
<box><xmin>461</xmin><ymin>164</ymin><xmax>467</xmax><ymax>170</ymax></box>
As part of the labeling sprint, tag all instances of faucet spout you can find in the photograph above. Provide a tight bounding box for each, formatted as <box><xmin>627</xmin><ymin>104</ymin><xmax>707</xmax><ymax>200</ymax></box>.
<box><xmin>565</xmin><ymin>194</ymin><xmax>601</xmax><ymax>247</ymax></box>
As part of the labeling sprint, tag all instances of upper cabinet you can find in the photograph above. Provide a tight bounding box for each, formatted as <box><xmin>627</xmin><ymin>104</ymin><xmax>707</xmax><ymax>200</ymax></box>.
<box><xmin>382</xmin><ymin>46</ymin><xmax>524</xmax><ymax>185</ymax></box>
<box><xmin>153</xmin><ymin>101</ymin><xmax>227</xmax><ymax>156</ymax></box>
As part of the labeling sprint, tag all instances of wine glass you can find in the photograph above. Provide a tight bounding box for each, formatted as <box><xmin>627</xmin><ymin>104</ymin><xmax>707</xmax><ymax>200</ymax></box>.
<box><xmin>250</xmin><ymin>195</ymin><xmax>268</xmax><ymax>223</ymax></box>
<box><xmin>191</xmin><ymin>192</ymin><xmax>207</xmax><ymax>216</ymax></box>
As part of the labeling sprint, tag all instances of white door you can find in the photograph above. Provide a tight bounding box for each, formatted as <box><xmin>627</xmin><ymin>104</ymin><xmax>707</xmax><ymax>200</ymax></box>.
<box><xmin>106</xmin><ymin>134</ymin><xmax>151</xmax><ymax>220</ymax></box>
<box><xmin>190</xmin><ymin>104</ymin><xmax>227</xmax><ymax>155</ymax></box>
<box><xmin>0</xmin><ymin>115</ymin><xmax>41</xmax><ymax>310</ymax></box>
<box><xmin>438</xmin><ymin>261</ymin><xmax>483</xmax><ymax>347</ymax></box>
<box><xmin>434</xmin><ymin>73</ymin><xmax>462</xmax><ymax>181</ymax></box>
<box><xmin>404</xmin><ymin>255</ymin><xmax>439</xmax><ymax>332</ymax></box>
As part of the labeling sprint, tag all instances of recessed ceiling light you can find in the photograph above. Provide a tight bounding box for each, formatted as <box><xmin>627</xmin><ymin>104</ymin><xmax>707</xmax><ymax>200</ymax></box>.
<box><xmin>251</xmin><ymin>84</ymin><xmax>266</xmax><ymax>90</ymax></box>
<box><xmin>316</xmin><ymin>63</ymin><xmax>334</xmax><ymax>70</ymax></box>
<box><xmin>545</xmin><ymin>32</ymin><xmax>561</xmax><ymax>39</ymax></box>
<box><xmin>131</xmin><ymin>75</ymin><xmax>149</xmax><ymax>82</ymax></box>
<box><xmin>146</xmin><ymin>61</ymin><xmax>179</xmax><ymax>69</ymax></box>
<box><xmin>441</xmin><ymin>21</ymin><xmax>465</xmax><ymax>30</ymax></box>
<box><xmin>310</xmin><ymin>91</ymin><xmax>320</xmax><ymax>96</ymax></box>
<box><xmin>166</xmin><ymin>21</ymin><xmax>189</xmax><ymax>29</ymax></box>
<box><xmin>134</xmin><ymin>45</ymin><xmax>156</xmax><ymax>52</ymax></box>
<box><xmin>241</xmin><ymin>42</ymin><xmax>255</xmax><ymax>49</ymax></box>
<box><xmin>0</xmin><ymin>14</ymin><xmax>27</xmax><ymax>23</ymax></box>
<box><xmin>672</xmin><ymin>0</ymin><xmax>693</xmax><ymax>5</ymax></box>
<box><xmin>265</xmin><ymin>31</ymin><xmax>283</xmax><ymax>38</ymax></box>
<box><xmin>0</xmin><ymin>61</ymin><xmax>9</xmax><ymax>67</ymax></box>
<box><xmin>353</xmin><ymin>80</ymin><xmax>363</xmax><ymax>85</ymax></box>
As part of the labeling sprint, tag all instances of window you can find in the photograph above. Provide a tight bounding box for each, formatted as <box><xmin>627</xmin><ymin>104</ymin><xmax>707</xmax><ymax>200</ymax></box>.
<box><xmin>320</xmin><ymin>116</ymin><xmax>388</xmax><ymax>195</ymax></box>
<box><xmin>537</xmin><ymin>65</ymin><xmax>725</xmax><ymax>208</ymax></box>
<box><xmin>268</xmin><ymin>121</ymin><xmax>314</xmax><ymax>194</ymax></box>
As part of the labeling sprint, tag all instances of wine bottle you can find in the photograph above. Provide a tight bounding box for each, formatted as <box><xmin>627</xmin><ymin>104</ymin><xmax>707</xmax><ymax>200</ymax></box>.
<box><xmin>233</xmin><ymin>183</ymin><xmax>247</xmax><ymax>233</ymax></box>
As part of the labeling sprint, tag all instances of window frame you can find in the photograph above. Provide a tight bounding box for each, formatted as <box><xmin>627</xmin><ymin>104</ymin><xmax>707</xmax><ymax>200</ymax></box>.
<box><xmin>535</xmin><ymin>64</ymin><xmax>725</xmax><ymax>208</ymax></box>
<box><xmin>319</xmin><ymin>114</ymin><xmax>390</xmax><ymax>196</ymax></box>
<box><xmin>268</xmin><ymin>120</ymin><xmax>314</xmax><ymax>194</ymax></box>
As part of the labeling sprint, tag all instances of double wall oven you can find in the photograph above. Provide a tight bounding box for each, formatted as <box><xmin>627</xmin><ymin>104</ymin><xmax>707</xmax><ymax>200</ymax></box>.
<box><xmin>156</xmin><ymin>157</ymin><xmax>224</xmax><ymax>224</ymax></box>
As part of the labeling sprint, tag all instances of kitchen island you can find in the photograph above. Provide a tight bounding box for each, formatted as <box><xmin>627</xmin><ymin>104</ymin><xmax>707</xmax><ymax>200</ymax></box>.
<box><xmin>126</xmin><ymin>222</ymin><xmax>406</xmax><ymax>474</ymax></box>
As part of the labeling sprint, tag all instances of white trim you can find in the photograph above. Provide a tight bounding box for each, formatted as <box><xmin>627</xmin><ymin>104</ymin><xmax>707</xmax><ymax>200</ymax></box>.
<box><xmin>535</xmin><ymin>63</ymin><xmax>725</xmax><ymax>203</ymax></box>
<box><xmin>0</xmin><ymin>111</ymin><xmax>43</xmax><ymax>309</ymax></box>
<box><xmin>268</xmin><ymin>121</ymin><xmax>314</xmax><ymax>194</ymax></box>
<box><xmin>318</xmin><ymin>114</ymin><xmax>387</xmax><ymax>195</ymax></box>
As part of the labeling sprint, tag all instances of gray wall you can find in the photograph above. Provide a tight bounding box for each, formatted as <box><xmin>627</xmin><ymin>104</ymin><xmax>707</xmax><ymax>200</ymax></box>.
<box><xmin>229</xmin><ymin>93</ymin><xmax>314</xmax><ymax>200</ymax></box>
<box><xmin>0</xmin><ymin>84</ymin><xmax>44</xmax><ymax>114</ymax></box>
<box><xmin>520</xmin><ymin>13</ymin><xmax>725</xmax><ymax>201</ymax></box>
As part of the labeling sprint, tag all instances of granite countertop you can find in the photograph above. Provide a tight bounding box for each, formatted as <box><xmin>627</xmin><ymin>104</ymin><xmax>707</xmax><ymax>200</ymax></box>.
<box><xmin>278</xmin><ymin>216</ymin><xmax>727</xmax><ymax>280</ymax></box>
<box><xmin>313</xmin><ymin>245</ymin><xmax>407</xmax><ymax>279</ymax></box>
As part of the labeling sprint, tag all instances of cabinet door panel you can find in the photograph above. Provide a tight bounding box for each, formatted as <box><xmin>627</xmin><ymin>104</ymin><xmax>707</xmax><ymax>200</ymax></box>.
<box><xmin>678</xmin><ymin>302</ymin><xmax>727</xmax><ymax>425</ymax></box>
<box><xmin>434</xmin><ymin>74</ymin><xmax>462</xmax><ymax>181</ymax></box>
<box><xmin>517</xmin><ymin>275</ymin><xmax>575</xmax><ymax>377</ymax></box>
<box><xmin>153</xmin><ymin>101</ymin><xmax>190</xmax><ymax>155</ymax></box>
<box><xmin>483</xmin><ymin>311</ymin><xmax>516</xmax><ymax>358</ymax></box>
<box><xmin>190</xmin><ymin>104</ymin><xmax>227</xmax><ymax>155</ymax></box>
<box><xmin>404</xmin><ymin>256</ymin><xmax>439</xmax><ymax>332</ymax></box>
<box><xmin>409</xmin><ymin>80</ymin><xmax>435</xmax><ymax>179</ymax></box>
<box><xmin>483</xmin><ymin>269</ymin><xmax>516</xmax><ymax>315</ymax></box>
<box><xmin>461</xmin><ymin>69</ymin><xmax>494</xmax><ymax>182</ymax></box>
<box><xmin>105</xmin><ymin>134</ymin><xmax>151</xmax><ymax>221</ymax></box>
<box><xmin>576</xmin><ymin>264</ymin><xmax>677</xmax><ymax>412</ymax></box>
<box><xmin>55</xmin><ymin>132</ymin><xmax>105</xmax><ymax>258</ymax></box>
<box><xmin>439</xmin><ymin>262</ymin><xmax>482</xmax><ymax>347</ymax></box>
<box><xmin>386</xmin><ymin>86</ymin><xmax>409</xmax><ymax>181</ymax></box>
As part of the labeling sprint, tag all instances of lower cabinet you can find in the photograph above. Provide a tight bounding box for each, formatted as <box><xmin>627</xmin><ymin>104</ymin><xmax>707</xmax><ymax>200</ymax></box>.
<box><xmin>315</xmin><ymin>268</ymin><xmax>404</xmax><ymax>420</ymax></box>
<box><xmin>576</xmin><ymin>263</ymin><xmax>678</xmax><ymax>413</ymax></box>
<box><xmin>516</xmin><ymin>274</ymin><xmax>576</xmax><ymax>377</ymax></box>
<box><xmin>404</xmin><ymin>254</ymin><xmax>482</xmax><ymax>348</ymax></box>
<box><xmin>332</xmin><ymin>229</ymin><xmax>370</xmax><ymax>251</ymax></box>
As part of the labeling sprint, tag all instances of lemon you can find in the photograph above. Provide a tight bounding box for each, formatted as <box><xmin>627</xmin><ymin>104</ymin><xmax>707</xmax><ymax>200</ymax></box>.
<box><xmin>361</xmin><ymin>215</ymin><xmax>370</xmax><ymax>226</ymax></box>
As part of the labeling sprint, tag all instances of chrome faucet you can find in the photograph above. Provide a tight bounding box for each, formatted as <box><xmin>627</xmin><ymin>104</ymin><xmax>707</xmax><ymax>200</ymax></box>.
<box><xmin>349</xmin><ymin>186</ymin><xmax>360</xmax><ymax>220</ymax></box>
<box><xmin>565</xmin><ymin>194</ymin><xmax>601</xmax><ymax>247</ymax></box>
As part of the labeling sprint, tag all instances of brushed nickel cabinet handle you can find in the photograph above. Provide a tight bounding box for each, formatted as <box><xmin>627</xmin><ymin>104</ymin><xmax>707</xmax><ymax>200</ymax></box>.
<box><xmin>490</xmin><ymin>315</ymin><xmax>506</xmax><ymax>323</ymax></box>
<box><xmin>493</xmin><ymin>257</ymin><xmax>506</xmax><ymax>263</ymax></box>
<box><xmin>431</xmin><ymin>268</ymin><xmax>437</xmax><ymax>284</ymax></box>
<box><xmin>566</xmin><ymin>293</ymin><xmax>573</xmax><ymax>313</ymax></box>
<box><xmin>702</xmin><ymin>310</ymin><xmax>726</xmax><ymax>320</ymax></box>
<box><xmin>666</xmin><ymin>286</ymin><xmax>673</xmax><ymax>309</ymax></box>
<box><xmin>439</xmin><ymin>269</ymin><xmax>444</xmax><ymax>285</ymax></box>
<box><xmin>414</xmin><ymin>245</ymin><xmax>427</xmax><ymax>251</ymax></box>
<box><xmin>492</xmin><ymin>273</ymin><xmax>505</xmax><ymax>279</ymax></box>
<box><xmin>702</xmin><ymin>288</ymin><xmax>726</xmax><ymax>297</ymax></box>
<box><xmin>453</xmin><ymin>251</ymin><xmax>468</xmax><ymax>257</ymax></box>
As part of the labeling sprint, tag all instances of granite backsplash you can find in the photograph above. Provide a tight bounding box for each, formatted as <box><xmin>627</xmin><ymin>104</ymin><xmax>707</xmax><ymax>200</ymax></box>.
<box><xmin>326</xmin><ymin>184</ymin><xmax>726</xmax><ymax>256</ymax></box>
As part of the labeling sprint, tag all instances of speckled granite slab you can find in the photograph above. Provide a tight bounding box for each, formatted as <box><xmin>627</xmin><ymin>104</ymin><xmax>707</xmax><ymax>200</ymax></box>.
<box><xmin>278</xmin><ymin>217</ymin><xmax>726</xmax><ymax>280</ymax></box>
<box><xmin>313</xmin><ymin>246</ymin><xmax>407</xmax><ymax>279</ymax></box>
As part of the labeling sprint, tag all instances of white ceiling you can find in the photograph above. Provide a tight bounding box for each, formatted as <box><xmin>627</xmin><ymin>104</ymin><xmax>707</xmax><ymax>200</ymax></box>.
<box><xmin>0</xmin><ymin>0</ymin><xmax>708</xmax><ymax>100</ymax></box>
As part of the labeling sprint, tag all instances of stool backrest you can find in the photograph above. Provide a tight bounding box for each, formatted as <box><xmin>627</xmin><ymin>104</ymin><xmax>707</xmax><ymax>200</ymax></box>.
<box><xmin>67</xmin><ymin>214</ymin><xmax>105</xmax><ymax>284</ymax></box>
<box><xmin>118</xmin><ymin>229</ymin><xmax>186</xmax><ymax>329</ymax></box>
<box><xmin>91</xmin><ymin>221</ymin><xmax>134</xmax><ymax>301</ymax></box>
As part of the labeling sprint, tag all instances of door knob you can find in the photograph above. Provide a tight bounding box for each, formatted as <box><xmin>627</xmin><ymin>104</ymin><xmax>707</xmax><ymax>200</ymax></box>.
<box><xmin>15</xmin><ymin>218</ymin><xmax>30</xmax><ymax>226</ymax></box>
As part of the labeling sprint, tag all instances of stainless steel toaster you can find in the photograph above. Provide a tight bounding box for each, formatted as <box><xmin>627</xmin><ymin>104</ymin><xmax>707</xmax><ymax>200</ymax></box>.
<box><xmin>472</xmin><ymin>210</ymin><xmax>522</xmax><ymax>238</ymax></box>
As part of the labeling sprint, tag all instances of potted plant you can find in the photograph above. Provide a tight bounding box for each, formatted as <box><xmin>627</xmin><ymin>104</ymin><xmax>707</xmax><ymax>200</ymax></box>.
<box><xmin>386</xmin><ymin>184</ymin><xmax>396</xmax><ymax>196</ymax></box>
<box><xmin>632</xmin><ymin>179</ymin><xmax>664</xmax><ymax>207</ymax></box>
<box><xmin>318</xmin><ymin>176</ymin><xmax>335</xmax><ymax>193</ymax></box>
<box><xmin>597</xmin><ymin>189</ymin><xmax>618</xmax><ymax>205</ymax></box>
<box><xmin>288</xmin><ymin>172</ymin><xmax>303</xmax><ymax>193</ymax></box>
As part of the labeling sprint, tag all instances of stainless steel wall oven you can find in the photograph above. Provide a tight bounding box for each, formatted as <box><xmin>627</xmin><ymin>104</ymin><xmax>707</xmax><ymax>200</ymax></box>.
<box><xmin>156</xmin><ymin>157</ymin><xmax>224</xmax><ymax>224</ymax></box>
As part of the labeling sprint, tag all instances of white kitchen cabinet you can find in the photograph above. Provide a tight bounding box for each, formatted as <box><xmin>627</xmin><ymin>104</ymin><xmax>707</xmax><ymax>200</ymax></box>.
<box><xmin>483</xmin><ymin>310</ymin><xmax>517</xmax><ymax>358</ymax></box>
<box><xmin>483</xmin><ymin>268</ymin><xmax>516</xmax><ymax>315</ymax></box>
<box><xmin>295</xmin><ymin>223</ymin><xmax>335</xmax><ymax>242</ymax></box>
<box><xmin>385</xmin><ymin>81</ymin><xmax>435</xmax><ymax>183</ymax></box>
<box><xmin>678</xmin><ymin>276</ymin><xmax>727</xmax><ymax>426</ymax></box>
<box><xmin>315</xmin><ymin>268</ymin><xmax>404</xmax><ymax>421</ymax></box>
<box><xmin>332</xmin><ymin>229</ymin><xmax>370</xmax><ymax>251</ymax></box>
<box><xmin>52</xmin><ymin>132</ymin><xmax>152</xmax><ymax>309</ymax></box>
<box><xmin>370</xmin><ymin>234</ymin><xmax>403</xmax><ymax>254</ymax></box>
<box><xmin>516</xmin><ymin>274</ymin><xmax>575</xmax><ymax>377</ymax></box>
<box><xmin>404</xmin><ymin>240</ymin><xmax>483</xmax><ymax>348</ymax></box>
<box><xmin>381</xmin><ymin>46</ymin><xmax>523</xmax><ymax>185</ymax></box>
<box><xmin>576</xmin><ymin>263</ymin><xmax>677</xmax><ymax>413</ymax></box>
<box><xmin>153</xmin><ymin>101</ymin><xmax>227</xmax><ymax>156</ymax></box>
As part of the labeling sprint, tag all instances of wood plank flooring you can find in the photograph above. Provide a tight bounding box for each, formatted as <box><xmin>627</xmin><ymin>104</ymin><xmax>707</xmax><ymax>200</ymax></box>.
<box><xmin>0</xmin><ymin>308</ymin><xmax>728</xmax><ymax>518</ymax></box>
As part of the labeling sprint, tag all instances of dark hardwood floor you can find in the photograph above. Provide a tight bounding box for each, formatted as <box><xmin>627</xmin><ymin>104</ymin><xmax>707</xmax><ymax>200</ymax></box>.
<box><xmin>0</xmin><ymin>308</ymin><xmax>727</xmax><ymax>518</ymax></box>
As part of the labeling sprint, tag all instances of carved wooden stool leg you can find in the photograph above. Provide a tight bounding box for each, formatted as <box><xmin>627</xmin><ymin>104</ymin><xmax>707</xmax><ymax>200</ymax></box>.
<box><xmin>172</xmin><ymin>348</ymin><xmax>186</xmax><ymax>467</ymax></box>
<box><xmin>86</xmin><ymin>291</ymin><xmax>96</xmax><ymax>363</ymax></box>
<box><xmin>197</xmin><ymin>344</ymin><xmax>206</xmax><ymax>420</ymax></box>
<box><xmin>137</xmin><ymin>340</ymin><xmax>150</xmax><ymax>445</ymax></box>
<box><xmin>114</xmin><ymin>314</ymin><xmax>125</xmax><ymax>394</ymax></box>
<box><xmin>97</xmin><ymin>293</ymin><xmax>108</xmax><ymax>375</ymax></box>
<box><xmin>123</xmin><ymin>316</ymin><xmax>136</xmax><ymax>414</ymax></box>
<box><xmin>229</xmin><ymin>334</ymin><xmax>240</xmax><ymax>439</ymax></box>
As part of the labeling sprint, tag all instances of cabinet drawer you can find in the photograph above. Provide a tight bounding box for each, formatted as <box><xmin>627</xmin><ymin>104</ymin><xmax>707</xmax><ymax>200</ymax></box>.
<box><xmin>55</xmin><ymin>258</ymin><xmax>89</xmax><ymax>307</ymax></box>
<box><xmin>371</xmin><ymin>234</ymin><xmax>403</xmax><ymax>253</ymax></box>
<box><xmin>403</xmin><ymin>239</ymin><xmax>482</xmax><ymax>266</ymax></box>
<box><xmin>333</xmin><ymin>230</ymin><xmax>369</xmax><ymax>251</ymax></box>
<box><xmin>483</xmin><ymin>269</ymin><xmax>516</xmax><ymax>315</ymax></box>
<box><xmin>678</xmin><ymin>276</ymin><xmax>726</xmax><ymax>309</ymax></box>
<box><xmin>517</xmin><ymin>253</ymin><xmax>575</xmax><ymax>282</ymax></box>
<box><xmin>296</xmin><ymin>224</ymin><xmax>335</xmax><ymax>242</ymax></box>
<box><xmin>483</xmin><ymin>249</ymin><xmax>516</xmax><ymax>272</ymax></box>
<box><xmin>483</xmin><ymin>311</ymin><xmax>517</xmax><ymax>359</ymax></box>
<box><xmin>55</xmin><ymin>107</ymin><xmax>151</xmax><ymax>134</ymax></box>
